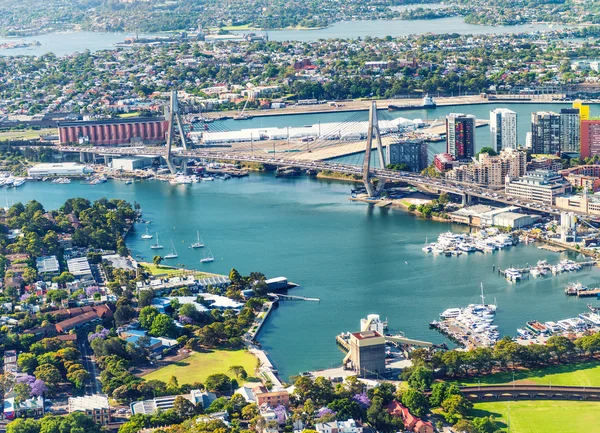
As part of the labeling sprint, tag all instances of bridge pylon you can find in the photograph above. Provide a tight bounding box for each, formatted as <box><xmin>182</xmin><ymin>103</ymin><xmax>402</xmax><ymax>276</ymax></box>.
<box><xmin>362</xmin><ymin>101</ymin><xmax>386</xmax><ymax>197</ymax></box>
<box><xmin>165</xmin><ymin>90</ymin><xmax>188</xmax><ymax>174</ymax></box>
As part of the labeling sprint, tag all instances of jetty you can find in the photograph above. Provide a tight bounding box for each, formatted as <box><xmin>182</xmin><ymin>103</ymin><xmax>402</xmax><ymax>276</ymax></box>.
<box><xmin>498</xmin><ymin>259</ymin><xmax>596</xmax><ymax>281</ymax></box>
<box><xmin>268</xmin><ymin>293</ymin><xmax>320</xmax><ymax>302</ymax></box>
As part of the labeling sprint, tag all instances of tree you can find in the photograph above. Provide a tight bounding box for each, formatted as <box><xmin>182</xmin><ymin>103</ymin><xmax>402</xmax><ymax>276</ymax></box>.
<box><xmin>546</xmin><ymin>335</ymin><xmax>575</xmax><ymax>362</ymax></box>
<box><xmin>453</xmin><ymin>419</ymin><xmax>476</xmax><ymax>433</ymax></box>
<box><xmin>173</xmin><ymin>395</ymin><xmax>199</xmax><ymax>419</ymax></box>
<box><xmin>441</xmin><ymin>394</ymin><xmax>473</xmax><ymax>423</ymax></box>
<box><xmin>229</xmin><ymin>268</ymin><xmax>242</xmax><ymax>284</ymax></box>
<box><xmin>205</xmin><ymin>373</ymin><xmax>232</xmax><ymax>394</ymax></box>
<box><xmin>6</xmin><ymin>418</ymin><xmax>39</xmax><ymax>433</ymax></box>
<box><xmin>17</xmin><ymin>353</ymin><xmax>38</xmax><ymax>374</ymax></box>
<box><xmin>476</xmin><ymin>147</ymin><xmax>497</xmax><ymax>158</ymax></box>
<box><xmin>327</xmin><ymin>398</ymin><xmax>363</xmax><ymax>421</ymax></box>
<box><xmin>366</xmin><ymin>396</ymin><xmax>403</xmax><ymax>433</ymax></box>
<box><xmin>228</xmin><ymin>365</ymin><xmax>248</xmax><ymax>380</ymax></box>
<box><xmin>473</xmin><ymin>416</ymin><xmax>498</xmax><ymax>433</ymax></box>
<box><xmin>429</xmin><ymin>382</ymin><xmax>461</xmax><ymax>407</ymax></box>
<box><xmin>150</xmin><ymin>314</ymin><xmax>177</xmax><ymax>338</ymax></box>
<box><xmin>139</xmin><ymin>306</ymin><xmax>160</xmax><ymax>329</ymax></box>
<box><xmin>153</xmin><ymin>255</ymin><xmax>163</xmax><ymax>268</ymax></box>
<box><xmin>407</xmin><ymin>367</ymin><xmax>433</xmax><ymax>391</ymax></box>
<box><xmin>34</xmin><ymin>364</ymin><xmax>61</xmax><ymax>392</ymax></box>
<box><xmin>138</xmin><ymin>289</ymin><xmax>154</xmax><ymax>308</ymax></box>
<box><xmin>400</xmin><ymin>388</ymin><xmax>429</xmax><ymax>418</ymax></box>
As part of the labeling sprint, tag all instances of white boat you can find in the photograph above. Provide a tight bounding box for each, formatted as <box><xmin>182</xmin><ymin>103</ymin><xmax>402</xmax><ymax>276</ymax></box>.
<box><xmin>440</xmin><ymin>308</ymin><xmax>462</xmax><ymax>319</ymax></box>
<box><xmin>190</xmin><ymin>231</ymin><xmax>204</xmax><ymax>249</ymax></box>
<box><xmin>505</xmin><ymin>268</ymin><xmax>522</xmax><ymax>282</ymax></box>
<box><xmin>202</xmin><ymin>176</ymin><xmax>215</xmax><ymax>181</ymax></box>
<box><xmin>200</xmin><ymin>248</ymin><xmax>214</xmax><ymax>263</ymax></box>
<box><xmin>150</xmin><ymin>232</ymin><xmax>163</xmax><ymax>249</ymax></box>
<box><xmin>164</xmin><ymin>240</ymin><xmax>178</xmax><ymax>259</ymax></box>
<box><xmin>11</xmin><ymin>178</ymin><xmax>25</xmax><ymax>187</ymax></box>
<box><xmin>141</xmin><ymin>228</ymin><xmax>153</xmax><ymax>240</ymax></box>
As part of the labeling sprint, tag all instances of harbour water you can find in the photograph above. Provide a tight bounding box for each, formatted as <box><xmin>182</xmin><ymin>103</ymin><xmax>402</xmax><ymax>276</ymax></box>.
<box><xmin>8</xmin><ymin>174</ymin><xmax>600</xmax><ymax>378</ymax></box>
<box><xmin>0</xmin><ymin>19</ymin><xmax>568</xmax><ymax>57</ymax></box>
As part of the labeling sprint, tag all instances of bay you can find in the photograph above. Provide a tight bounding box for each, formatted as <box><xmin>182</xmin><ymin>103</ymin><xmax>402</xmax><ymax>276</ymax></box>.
<box><xmin>0</xmin><ymin>18</ymin><xmax>566</xmax><ymax>57</ymax></box>
<box><xmin>7</xmin><ymin>174</ymin><xmax>598</xmax><ymax>379</ymax></box>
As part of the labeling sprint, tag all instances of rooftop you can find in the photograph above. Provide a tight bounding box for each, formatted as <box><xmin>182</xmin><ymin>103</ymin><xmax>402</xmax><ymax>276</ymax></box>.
<box><xmin>58</xmin><ymin>116</ymin><xmax>166</xmax><ymax>127</ymax></box>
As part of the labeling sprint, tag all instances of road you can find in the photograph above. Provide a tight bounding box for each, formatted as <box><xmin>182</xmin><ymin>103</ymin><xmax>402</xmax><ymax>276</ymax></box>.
<box><xmin>79</xmin><ymin>339</ymin><xmax>101</xmax><ymax>395</ymax></box>
<box><xmin>51</xmin><ymin>144</ymin><xmax>592</xmax><ymax>220</ymax></box>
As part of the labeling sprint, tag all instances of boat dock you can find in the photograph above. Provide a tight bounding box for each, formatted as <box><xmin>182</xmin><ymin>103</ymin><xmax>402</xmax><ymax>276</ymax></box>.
<box><xmin>565</xmin><ymin>287</ymin><xmax>600</xmax><ymax>298</ymax></box>
<box><xmin>430</xmin><ymin>318</ymin><xmax>496</xmax><ymax>349</ymax></box>
<box><xmin>269</xmin><ymin>293</ymin><xmax>320</xmax><ymax>302</ymax></box>
<box><xmin>498</xmin><ymin>260</ymin><xmax>596</xmax><ymax>281</ymax></box>
<box><xmin>205</xmin><ymin>167</ymin><xmax>249</xmax><ymax>177</ymax></box>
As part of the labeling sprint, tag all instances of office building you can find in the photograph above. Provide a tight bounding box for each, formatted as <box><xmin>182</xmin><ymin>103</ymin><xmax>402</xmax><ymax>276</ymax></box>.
<box><xmin>490</xmin><ymin>108</ymin><xmax>517</xmax><ymax>151</ymax></box>
<box><xmin>573</xmin><ymin>100</ymin><xmax>590</xmax><ymax>121</ymax></box>
<box><xmin>531</xmin><ymin>111</ymin><xmax>560</xmax><ymax>155</ymax></box>
<box><xmin>445</xmin><ymin>148</ymin><xmax>526</xmax><ymax>187</ymax></box>
<box><xmin>386</xmin><ymin>139</ymin><xmax>428</xmax><ymax>172</ymax></box>
<box><xmin>580</xmin><ymin>119</ymin><xmax>600</xmax><ymax>158</ymax></box>
<box><xmin>58</xmin><ymin>117</ymin><xmax>168</xmax><ymax>146</ymax></box>
<box><xmin>68</xmin><ymin>395</ymin><xmax>111</xmax><ymax>425</ymax></box>
<box><xmin>504</xmin><ymin>170</ymin><xmax>572</xmax><ymax>204</ymax></box>
<box><xmin>446</xmin><ymin>113</ymin><xmax>476</xmax><ymax>161</ymax></box>
<box><xmin>560</xmin><ymin>108</ymin><xmax>581</xmax><ymax>153</ymax></box>
<box><xmin>66</xmin><ymin>257</ymin><xmax>94</xmax><ymax>283</ymax></box>
<box><xmin>349</xmin><ymin>330</ymin><xmax>386</xmax><ymax>378</ymax></box>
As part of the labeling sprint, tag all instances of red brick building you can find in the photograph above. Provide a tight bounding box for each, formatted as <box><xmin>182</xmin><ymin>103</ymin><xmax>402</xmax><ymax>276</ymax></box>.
<box><xmin>580</xmin><ymin>120</ymin><xmax>600</xmax><ymax>158</ymax></box>
<box><xmin>58</xmin><ymin>117</ymin><xmax>168</xmax><ymax>145</ymax></box>
<box><xmin>387</xmin><ymin>401</ymin><xmax>433</xmax><ymax>433</ymax></box>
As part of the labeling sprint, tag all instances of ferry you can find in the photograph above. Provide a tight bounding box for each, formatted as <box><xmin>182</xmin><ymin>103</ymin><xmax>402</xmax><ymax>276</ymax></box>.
<box><xmin>440</xmin><ymin>308</ymin><xmax>462</xmax><ymax>319</ymax></box>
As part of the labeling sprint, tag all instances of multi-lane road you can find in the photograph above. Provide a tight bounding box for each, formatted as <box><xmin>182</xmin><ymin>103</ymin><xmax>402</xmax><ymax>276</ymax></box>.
<box><xmin>55</xmin><ymin>144</ymin><xmax>582</xmax><ymax>219</ymax></box>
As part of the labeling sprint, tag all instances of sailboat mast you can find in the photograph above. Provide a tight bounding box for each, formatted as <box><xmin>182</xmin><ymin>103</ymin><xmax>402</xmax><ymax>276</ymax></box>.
<box><xmin>480</xmin><ymin>282</ymin><xmax>485</xmax><ymax>306</ymax></box>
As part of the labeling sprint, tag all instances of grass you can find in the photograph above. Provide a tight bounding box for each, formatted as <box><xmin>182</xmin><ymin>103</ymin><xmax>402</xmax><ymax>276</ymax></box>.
<box><xmin>142</xmin><ymin>349</ymin><xmax>258</xmax><ymax>385</ymax></box>
<box><xmin>453</xmin><ymin>361</ymin><xmax>600</xmax><ymax>387</ymax></box>
<box><xmin>118</xmin><ymin>111</ymin><xmax>141</xmax><ymax>118</ymax></box>
<box><xmin>0</xmin><ymin>128</ymin><xmax>55</xmax><ymax>140</ymax></box>
<box><xmin>472</xmin><ymin>401</ymin><xmax>600</xmax><ymax>433</ymax></box>
<box><xmin>140</xmin><ymin>262</ymin><xmax>217</xmax><ymax>279</ymax></box>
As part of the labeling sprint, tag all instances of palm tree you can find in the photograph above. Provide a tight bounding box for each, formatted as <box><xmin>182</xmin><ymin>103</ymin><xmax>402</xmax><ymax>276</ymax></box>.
<box><xmin>153</xmin><ymin>255</ymin><xmax>163</xmax><ymax>268</ymax></box>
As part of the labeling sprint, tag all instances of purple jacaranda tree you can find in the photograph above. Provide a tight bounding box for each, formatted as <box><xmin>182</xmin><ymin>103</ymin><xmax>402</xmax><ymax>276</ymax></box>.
<box><xmin>352</xmin><ymin>392</ymin><xmax>371</xmax><ymax>409</ymax></box>
<box><xmin>30</xmin><ymin>379</ymin><xmax>47</xmax><ymax>397</ymax></box>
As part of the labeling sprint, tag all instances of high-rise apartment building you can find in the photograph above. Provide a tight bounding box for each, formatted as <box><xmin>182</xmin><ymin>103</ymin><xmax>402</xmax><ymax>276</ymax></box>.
<box><xmin>446</xmin><ymin>113</ymin><xmax>476</xmax><ymax>161</ymax></box>
<box><xmin>559</xmin><ymin>108</ymin><xmax>581</xmax><ymax>153</ymax></box>
<box><xmin>531</xmin><ymin>111</ymin><xmax>561</xmax><ymax>155</ymax></box>
<box><xmin>490</xmin><ymin>108</ymin><xmax>517</xmax><ymax>151</ymax></box>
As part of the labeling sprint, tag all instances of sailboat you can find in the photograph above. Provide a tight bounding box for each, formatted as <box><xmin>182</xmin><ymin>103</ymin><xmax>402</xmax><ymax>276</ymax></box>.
<box><xmin>164</xmin><ymin>240</ymin><xmax>178</xmax><ymax>259</ymax></box>
<box><xmin>190</xmin><ymin>231</ymin><xmax>205</xmax><ymax>249</ymax></box>
<box><xmin>150</xmin><ymin>232</ymin><xmax>164</xmax><ymax>249</ymax></box>
<box><xmin>480</xmin><ymin>282</ymin><xmax>497</xmax><ymax>312</ymax></box>
<box><xmin>141</xmin><ymin>227</ymin><xmax>153</xmax><ymax>239</ymax></box>
<box><xmin>200</xmin><ymin>248</ymin><xmax>214</xmax><ymax>263</ymax></box>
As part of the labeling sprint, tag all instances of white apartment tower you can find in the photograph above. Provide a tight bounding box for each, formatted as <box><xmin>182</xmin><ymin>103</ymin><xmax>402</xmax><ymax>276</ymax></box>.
<box><xmin>490</xmin><ymin>108</ymin><xmax>517</xmax><ymax>151</ymax></box>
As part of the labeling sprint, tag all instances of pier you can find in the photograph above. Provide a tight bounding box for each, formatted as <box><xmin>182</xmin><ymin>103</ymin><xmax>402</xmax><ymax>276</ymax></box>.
<box><xmin>268</xmin><ymin>293</ymin><xmax>320</xmax><ymax>301</ymax></box>
<box><xmin>566</xmin><ymin>288</ymin><xmax>600</xmax><ymax>298</ymax></box>
<box><xmin>497</xmin><ymin>260</ymin><xmax>596</xmax><ymax>280</ymax></box>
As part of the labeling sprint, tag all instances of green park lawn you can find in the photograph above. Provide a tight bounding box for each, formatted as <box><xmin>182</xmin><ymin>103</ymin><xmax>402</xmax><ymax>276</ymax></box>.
<box><xmin>453</xmin><ymin>361</ymin><xmax>600</xmax><ymax>387</ymax></box>
<box><xmin>0</xmin><ymin>128</ymin><xmax>55</xmax><ymax>140</ymax></box>
<box><xmin>142</xmin><ymin>349</ymin><xmax>258</xmax><ymax>385</ymax></box>
<box><xmin>140</xmin><ymin>262</ymin><xmax>216</xmax><ymax>279</ymax></box>
<box><xmin>472</xmin><ymin>401</ymin><xmax>600</xmax><ymax>433</ymax></box>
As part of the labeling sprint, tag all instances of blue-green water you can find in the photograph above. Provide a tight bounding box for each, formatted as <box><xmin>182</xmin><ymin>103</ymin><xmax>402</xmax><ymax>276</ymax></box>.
<box><xmin>8</xmin><ymin>174</ymin><xmax>600</xmax><ymax>378</ymax></box>
<box><xmin>0</xmin><ymin>20</ymin><xmax>567</xmax><ymax>57</ymax></box>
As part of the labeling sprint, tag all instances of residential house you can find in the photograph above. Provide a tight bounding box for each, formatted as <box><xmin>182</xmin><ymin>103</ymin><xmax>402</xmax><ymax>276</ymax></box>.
<box><xmin>387</xmin><ymin>401</ymin><xmax>433</xmax><ymax>433</ymax></box>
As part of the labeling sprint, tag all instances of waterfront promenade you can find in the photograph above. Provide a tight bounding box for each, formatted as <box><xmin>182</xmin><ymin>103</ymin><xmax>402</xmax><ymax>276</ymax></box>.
<box><xmin>203</xmin><ymin>94</ymin><xmax>567</xmax><ymax>120</ymax></box>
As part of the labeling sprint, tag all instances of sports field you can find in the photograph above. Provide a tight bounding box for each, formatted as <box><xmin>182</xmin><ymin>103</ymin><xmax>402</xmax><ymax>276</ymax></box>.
<box><xmin>455</xmin><ymin>361</ymin><xmax>600</xmax><ymax>387</ymax></box>
<box><xmin>472</xmin><ymin>401</ymin><xmax>600</xmax><ymax>433</ymax></box>
<box><xmin>142</xmin><ymin>349</ymin><xmax>257</xmax><ymax>385</ymax></box>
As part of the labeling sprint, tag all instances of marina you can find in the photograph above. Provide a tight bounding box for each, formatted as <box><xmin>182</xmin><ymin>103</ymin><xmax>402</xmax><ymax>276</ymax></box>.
<box><xmin>422</xmin><ymin>228</ymin><xmax>517</xmax><ymax>256</ymax></box>
<box><xmin>516</xmin><ymin>310</ymin><xmax>600</xmax><ymax>342</ymax></box>
<box><xmin>497</xmin><ymin>259</ymin><xmax>596</xmax><ymax>281</ymax></box>
<box><xmin>430</xmin><ymin>284</ymin><xmax>500</xmax><ymax>349</ymax></box>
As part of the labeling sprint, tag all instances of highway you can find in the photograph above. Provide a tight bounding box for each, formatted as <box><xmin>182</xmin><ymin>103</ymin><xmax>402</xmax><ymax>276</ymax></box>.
<box><xmin>54</xmin><ymin>144</ymin><xmax>576</xmax><ymax>218</ymax></box>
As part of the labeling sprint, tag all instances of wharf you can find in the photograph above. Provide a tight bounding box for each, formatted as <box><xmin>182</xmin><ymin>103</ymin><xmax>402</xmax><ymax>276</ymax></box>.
<box><xmin>430</xmin><ymin>319</ymin><xmax>492</xmax><ymax>349</ymax></box>
<box><xmin>205</xmin><ymin>167</ymin><xmax>249</xmax><ymax>177</ymax></box>
<box><xmin>498</xmin><ymin>260</ymin><xmax>596</xmax><ymax>279</ymax></box>
<box><xmin>566</xmin><ymin>288</ymin><xmax>600</xmax><ymax>298</ymax></box>
<box><xmin>537</xmin><ymin>244</ymin><xmax>566</xmax><ymax>253</ymax></box>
